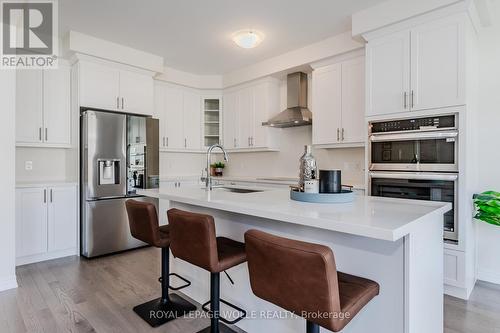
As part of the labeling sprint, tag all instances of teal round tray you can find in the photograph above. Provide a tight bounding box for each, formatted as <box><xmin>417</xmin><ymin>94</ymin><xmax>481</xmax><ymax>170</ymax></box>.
<box><xmin>290</xmin><ymin>189</ymin><xmax>355</xmax><ymax>203</ymax></box>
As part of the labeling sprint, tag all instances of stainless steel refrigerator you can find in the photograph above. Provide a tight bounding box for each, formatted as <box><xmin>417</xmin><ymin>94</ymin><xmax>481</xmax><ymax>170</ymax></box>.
<box><xmin>80</xmin><ymin>109</ymin><xmax>159</xmax><ymax>258</ymax></box>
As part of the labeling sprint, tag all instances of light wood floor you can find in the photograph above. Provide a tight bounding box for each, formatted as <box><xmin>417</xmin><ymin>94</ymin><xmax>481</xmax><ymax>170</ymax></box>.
<box><xmin>1</xmin><ymin>247</ymin><xmax>498</xmax><ymax>333</ymax></box>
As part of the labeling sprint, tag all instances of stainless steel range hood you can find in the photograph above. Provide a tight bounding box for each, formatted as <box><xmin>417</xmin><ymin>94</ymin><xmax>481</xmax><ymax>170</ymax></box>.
<box><xmin>262</xmin><ymin>72</ymin><xmax>312</xmax><ymax>128</ymax></box>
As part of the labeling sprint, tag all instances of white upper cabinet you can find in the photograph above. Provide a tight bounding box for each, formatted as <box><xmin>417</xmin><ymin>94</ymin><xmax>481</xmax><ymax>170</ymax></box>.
<box><xmin>43</xmin><ymin>65</ymin><xmax>71</xmax><ymax>146</ymax></box>
<box><xmin>312</xmin><ymin>63</ymin><xmax>342</xmax><ymax>145</ymax></box>
<box><xmin>366</xmin><ymin>15</ymin><xmax>465</xmax><ymax>117</ymax></box>
<box><xmin>155</xmin><ymin>81</ymin><xmax>202</xmax><ymax>151</ymax></box>
<box><xmin>222</xmin><ymin>91</ymin><xmax>238</xmax><ymax>149</ymax></box>
<box><xmin>79</xmin><ymin>61</ymin><xmax>121</xmax><ymax>110</ymax></box>
<box><xmin>410</xmin><ymin>16</ymin><xmax>465</xmax><ymax>111</ymax></box>
<box><xmin>16</xmin><ymin>69</ymin><xmax>43</xmax><ymax>144</ymax></box>
<box><xmin>222</xmin><ymin>78</ymin><xmax>279</xmax><ymax>151</ymax></box>
<box><xmin>119</xmin><ymin>70</ymin><xmax>154</xmax><ymax>115</ymax></box>
<box><xmin>16</xmin><ymin>65</ymin><xmax>71</xmax><ymax>147</ymax></box>
<box><xmin>312</xmin><ymin>56</ymin><xmax>365</xmax><ymax>147</ymax></box>
<box><xmin>366</xmin><ymin>31</ymin><xmax>410</xmax><ymax>117</ymax></box>
<box><xmin>78</xmin><ymin>60</ymin><xmax>154</xmax><ymax>115</ymax></box>
<box><xmin>183</xmin><ymin>90</ymin><xmax>201</xmax><ymax>150</ymax></box>
<box><xmin>341</xmin><ymin>57</ymin><xmax>365</xmax><ymax>144</ymax></box>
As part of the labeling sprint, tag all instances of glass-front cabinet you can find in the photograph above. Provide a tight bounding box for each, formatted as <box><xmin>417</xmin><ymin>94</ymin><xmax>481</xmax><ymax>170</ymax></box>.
<box><xmin>202</xmin><ymin>97</ymin><xmax>222</xmax><ymax>147</ymax></box>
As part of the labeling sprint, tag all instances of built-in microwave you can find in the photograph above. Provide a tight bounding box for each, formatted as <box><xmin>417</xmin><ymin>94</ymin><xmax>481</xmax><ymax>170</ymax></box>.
<box><xmin>369</xmin><ymin>115</ymin><xmax>458</xmax><ymax>172</ymax></box>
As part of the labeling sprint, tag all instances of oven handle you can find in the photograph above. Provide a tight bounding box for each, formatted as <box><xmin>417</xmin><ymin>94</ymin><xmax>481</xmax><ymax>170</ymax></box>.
<box><xmin>369</xmin><ymin>171</ymin><xmax>458</xmax><ymax>181</ymax></box>
<box><xmin>370</xmin><ymin>130</ymin><xmax>458</xmax><ymax>142</ymax></box>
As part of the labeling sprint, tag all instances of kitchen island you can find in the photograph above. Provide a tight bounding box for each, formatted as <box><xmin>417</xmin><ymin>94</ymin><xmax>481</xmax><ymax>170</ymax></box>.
<box><xmin>137</xmin><ymin>186</ymin><xmax>451</xmax><ymax>333</ymax></box>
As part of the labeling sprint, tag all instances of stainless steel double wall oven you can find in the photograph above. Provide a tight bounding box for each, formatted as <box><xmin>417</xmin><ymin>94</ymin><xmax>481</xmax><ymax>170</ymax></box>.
<box><xmin>368</xmin><ymin>115</ymin><xmax>458</xmax><ymax>241</ymax></box>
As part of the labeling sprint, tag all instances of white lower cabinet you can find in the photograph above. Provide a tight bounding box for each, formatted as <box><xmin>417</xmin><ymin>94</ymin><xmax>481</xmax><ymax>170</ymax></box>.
<box><xmin>16</xmin><ymin>184</ymin><xmax>78</xmax><ymax>265</ymax></box>
<box><xmin>444</xmin><ymin>248</ymin><xmax>465</xmax><ymax>287</ymax></box>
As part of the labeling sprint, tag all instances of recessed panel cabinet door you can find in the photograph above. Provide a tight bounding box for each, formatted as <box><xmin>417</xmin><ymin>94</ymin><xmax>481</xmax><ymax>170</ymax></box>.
<box><xmin>252</xmin><ymin>82</ymin><xmax>278</xmax><ymax>148</ymax></box>
<box><xmin>164</xmin><ymin>86</ymin><xmax>184</xmax><ymax>149</ymax></box>
<box><xmin>154</xmin><ymin>83</ymin><xmax>167</xmax><ymax>148</ymax></box>
<box><xmin>223</xmin><ymin>91</ymin><xmax>238</xmax><ymax>149</ymax></box>
<box><xmin>341</xmin><ymin>57</ymin><xmax>365</xmax><ymax>144</ymax></box>
<box><xmin>183</xmin><ymin>90</ymin><xmax>201</xmax><ymax>149</ymax></box>
<box><xmin>366</xmin><ymin>31</ymin><xmax>410</xmax><ymax>116</ymax></box>
<box><xmin>43</xmin><ymin>65</ymin><xmax>71</xmax><ymax>146</ymax></box>
<box><xmin>16</xmin><ymin>188</ymin><xmax>47</xmax><ymax>257</ymax></box>
<box><xmin>47</xmin><ymin>186</ymin><xmax>77</xmax><ymax>252</ymax></box>
<box><xmin>79</xmin><ymin>61</ymin><xmax>120</xmax><ymax>110</ymax></box>
<box><xmin>16</xmin><ymin>69</ymin><xmax>43</xmax><ymax>144</ymax></box>
<box><xmin>410</xmin><ymin>16</ymin><xmax>465</xmax><ymax>111</ymax></box>
<box><xmin>237</xmin><ymin>88</ymin><xmax>253</xmax><ymax>149</ymax></box>
<box><xmin>119</xmin><ymin>70</ymin><xmax>154</xmax><ymax>115</ymax></box>
<box><xmin>312</xmin><ymin>63</ymin><xmax>342</xmax><ymax>145</ymax></box>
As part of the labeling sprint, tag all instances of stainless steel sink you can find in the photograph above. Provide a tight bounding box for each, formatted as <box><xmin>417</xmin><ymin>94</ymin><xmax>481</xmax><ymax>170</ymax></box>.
<box><xmin>217</xmin><ymin>187</ymin><xmax>264</xmax><ymax>194</ymax></box>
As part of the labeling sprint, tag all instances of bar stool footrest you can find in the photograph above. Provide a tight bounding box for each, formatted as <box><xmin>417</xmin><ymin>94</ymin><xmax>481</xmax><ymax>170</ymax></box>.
<box><xmin>201</xmin><ymin>298</ymin><xmax>247</xmax><ymax>325</ymax></box>
<box><xmin>158</xmin><ymin>273</ymin><xmax>192</xmax><ymax>291</ymax></box>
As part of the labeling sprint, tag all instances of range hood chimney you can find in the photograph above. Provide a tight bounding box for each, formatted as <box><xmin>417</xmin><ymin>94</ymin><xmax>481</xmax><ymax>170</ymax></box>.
<box><xmin>262</xmin><ymin>72</ymin><xmax>312</xmax><ymax>128</ymax></box>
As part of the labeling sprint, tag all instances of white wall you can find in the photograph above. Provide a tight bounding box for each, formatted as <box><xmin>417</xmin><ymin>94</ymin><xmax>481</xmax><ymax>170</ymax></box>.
<box><xmin>16</xmin><ymin>148</ymin><xmax>73</xmax><ymax>182</ymax></box>
<box><xmin>475</xmin><ymin>0</ymin><xmax>500</xmax><ymax>284</ymax></box>
<box><xmin>0</xmin><ymin>69</ymin><xmax>18</xmax><ymax>291</ymax></box>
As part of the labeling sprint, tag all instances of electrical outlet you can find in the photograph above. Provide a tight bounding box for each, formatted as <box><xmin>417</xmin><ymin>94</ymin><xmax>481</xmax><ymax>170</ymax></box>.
<box><xmin>25</xmin><ymin>161</ymin><xmax>33</xmax><ymax>171</ymax></box>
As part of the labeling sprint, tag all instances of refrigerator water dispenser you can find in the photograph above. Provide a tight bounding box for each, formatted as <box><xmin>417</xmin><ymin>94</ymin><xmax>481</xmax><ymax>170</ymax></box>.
<box><xmin>98</xmin><ymin>159</ymin><xmax>120</xmax><ymax>185</ymax></box>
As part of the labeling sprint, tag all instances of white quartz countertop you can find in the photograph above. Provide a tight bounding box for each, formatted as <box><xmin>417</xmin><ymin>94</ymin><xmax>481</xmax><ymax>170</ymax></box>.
<box><xmin>16</xmin><ymin>180</ymin><xmax>78</xmax><ymax>188</ymax></box>
<box><xmin>138</xmin><ymin>186</ymin><xmax>451</xmax><ymax>242</ymax></box>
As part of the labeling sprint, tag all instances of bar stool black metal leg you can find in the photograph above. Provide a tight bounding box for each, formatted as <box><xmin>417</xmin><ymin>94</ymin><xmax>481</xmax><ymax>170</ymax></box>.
<box><xmin>197</xmin><ymin>272</ymin><xmax>240</xmax><ymax>333</ymax></box>
<box><xmin>306</xmin><ymin>321</ymin><xmax>320</xmax><ymax>333</ymax></box>
<box><xmin>132</xmin><ymin>247</ymin><xmax>197</xmax><ymax>327</ymax></box>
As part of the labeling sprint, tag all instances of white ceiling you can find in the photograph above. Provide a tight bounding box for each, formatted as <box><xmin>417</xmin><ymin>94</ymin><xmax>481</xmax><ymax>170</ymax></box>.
<box><xmin>59</xmin><ymin>0</ymin><xmax>386</xmax><ymax>75</ymax></box>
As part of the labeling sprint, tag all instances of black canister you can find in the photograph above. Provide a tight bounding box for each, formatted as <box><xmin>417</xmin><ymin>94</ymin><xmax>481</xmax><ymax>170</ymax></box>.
<box><xmin>319</xmin><ymin>170</ymin><xmax>342</xmax><ymax>193</ymax></box>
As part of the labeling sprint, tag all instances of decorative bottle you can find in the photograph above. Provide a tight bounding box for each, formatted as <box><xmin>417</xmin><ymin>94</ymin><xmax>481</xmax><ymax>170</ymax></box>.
<box><xmin>299</xmin><ymin>145</ymin><xmax>317</xmax><ymax>190</ymax></box>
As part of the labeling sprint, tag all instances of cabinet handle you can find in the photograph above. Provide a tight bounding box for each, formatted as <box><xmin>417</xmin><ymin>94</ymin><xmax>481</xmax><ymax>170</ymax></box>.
<box><xmin>234</xmin><ymin>138</ymin><xmax>236</xmax><ymax>147</ymax></box>
<box><xmin>45</xmin><ymin>128</ymin><xmax>48</xmax><ymax>141</ymax></box>
<box><xmin>411</xmin><ymin>90</ymin><xmax>414</xmax><ymax>108</ymax></box>
<box><xmin>184</xmin><ymin>138</ymin><xmax>187</xmax><ymax>148</ymax></box>
<box><xmin>117</xmin><ymin>97</ymin><xmax>119</xmax><ymax>109</ymax></box>
<box><xmin>50</xmin><ymin>189</ymin><xmax>53</xmax><ymax>203</ymax></box>
<box><xmin>248</xmin><ymin>137</ymin><xmax>250</xmax><ymax>146</ymax></box>
<box><xmin>404</xmin><ymin>92</ymin><xmax>408</xmax><ymax>109</ymax></box>
<box><xmin>162</xmin><ymin>137</ymin><xmax>165</xmax><ymax>147</ymax></box>
<box><xmin>342</xmin><ymin>128</ymin><xmax>345</xmax><ymax>141</ymax></box>
<box><xmin>121</xmin><ymin>97</ymin><xmax>124</xmax><ymax>109</ymax></box>
<box><xmin>39</xmin><ymin>127</ymin><xmax>42</xmax><ymax>141</ymax></box>
<box><xmin>337</xmin><ymin>128</ymin><xmax>340</xmax><ymax>141</ymax></box>
<box><xmin>43</xmin><ymin>189</ymin><xmax>46</xmax><ymax>203</ymax></box>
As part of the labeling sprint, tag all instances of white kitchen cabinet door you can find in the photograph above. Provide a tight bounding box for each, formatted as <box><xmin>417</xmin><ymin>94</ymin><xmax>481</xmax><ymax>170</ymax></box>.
<box><xmin>341</xmin><ymin>57</ymin><xmax>365</xmax><ymax>144</ymax></box>
<box><xmin>16</xmin><ymin>188</ymin><xmax>48</xmax><ymax>258</ymax></box>
<box><xmin>155</xmin><ymin>83</ymin><xmax>167</xmax><ymax>149</ymax></box>
<box><xmin>183</xmin><ymin>90</ymin><xmax>201</xmax><ymax>150</ymax></box>
<box><xmin>366</xmin><ymin>31</ymin><xmax>410</xmax><ymax>116</ymax></box>
<box><xmin>237</xmin><ymin>88</ymin><xmax>253</xmax><ymax>149</ymax></box>
<box><xmin>223</xmin><ymin>91</ymin><xmax>238</xmax><ymax>149</ymax></box>
<box><xmin>164</xmin><ymin>86</ymin><xmax>184</xmax><ymax>149</ymax></box>
<box><xmin>119</xmin><ymin>70</ymin><xmax>154</xmax><ymax>115</ymax></box>
<box><xmin>410</xmin><ymin>16</ymin><xmax>465</xmax><ymax>111</ymax></box>
<box><xmin>79</xmin><ymin>61</ymin><xmax>120</xmax><ymax>110</ymax></box>
<box><xmin>252</xmin><ymin>82</ymin><xmax>279</xmax><ymax>148</ymax></box>
<box><xmin>312</xmin><ymin>63</ymin><xmax>342</xmax><ymax>145</ymax></box>
<box><xmin>16</xmin><ymin>69</ymin><xmax>43</xmax><ymax>144</ymax></box>
<box><xmin>43</xmin><ymin>65</ymin><xmax>71</xmax><ymax>146</ymax></box>
<box><xmin>47</xmin><ymin>186</ymin><xmax>77</xmax><ymax>252</ymax></box>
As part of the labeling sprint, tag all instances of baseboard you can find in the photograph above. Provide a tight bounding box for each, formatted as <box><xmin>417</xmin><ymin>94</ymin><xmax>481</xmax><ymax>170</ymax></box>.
<box><xmin>0</xmin><ymin>275</ymin><xmax>18</xmax><ymax>291</ymax></box>
<box><xmin>477</xmin><ymin>270</ymin><xmax>500</xmax><ymax>285</ymax></box>
<box><xmin>444</xmin><ymin>284</ymin><xmax>471</xmax><ymax>300</ymax></box>
<box><xmin>16</xmin><ymin>248</ymin><xmax>77</xmax><ymax>266</ymax></box>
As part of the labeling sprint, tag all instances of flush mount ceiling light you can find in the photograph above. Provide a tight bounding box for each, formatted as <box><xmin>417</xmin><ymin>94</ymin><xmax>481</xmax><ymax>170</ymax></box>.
<box><xmin>232</xmin><ymin>30</ymin><xmax>264</xmax><ymax>49</ymax></box>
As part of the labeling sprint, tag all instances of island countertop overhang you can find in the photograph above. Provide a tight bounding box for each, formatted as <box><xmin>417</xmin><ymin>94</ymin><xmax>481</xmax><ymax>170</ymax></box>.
<box><xmin>137</xmin><ymin>186</ymin><xmax>452</xmax><ymax>242</ymax></box>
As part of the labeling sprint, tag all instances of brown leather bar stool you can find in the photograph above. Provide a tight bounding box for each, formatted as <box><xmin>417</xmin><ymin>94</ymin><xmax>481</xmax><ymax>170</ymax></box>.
<box><xmin>245</xmin><ymin>229</ymin><xmax>380</xmax><ymax>333</ymax></box>
<box><xmin>167</xmin><ymin>208</ymin><xmax>247</xmax><ymax>333</ymax></box>
<box><xmin>125</xmin><ymin>200</ymin><xmax>196</xmax><ymax>327</ymax></box>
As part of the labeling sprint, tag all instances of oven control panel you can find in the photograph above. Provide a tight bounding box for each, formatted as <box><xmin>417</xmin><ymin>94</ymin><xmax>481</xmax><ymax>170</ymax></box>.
<box><xmin>371</xmin><ymin>115</ymin><xmax>456</xmax><ymax>133</ymax></box>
